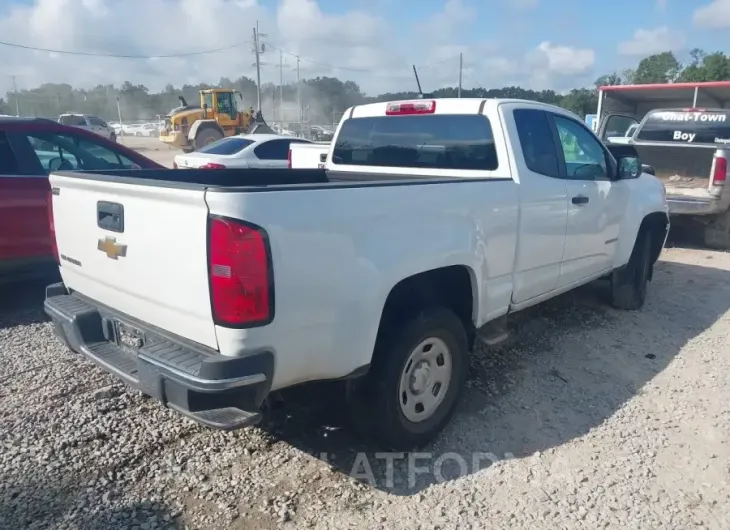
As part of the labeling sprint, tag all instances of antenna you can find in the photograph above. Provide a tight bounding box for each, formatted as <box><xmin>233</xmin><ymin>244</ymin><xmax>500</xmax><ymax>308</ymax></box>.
<box><xmin>412</xmin><ymin>65</ymin><xmax>423</xmax><ymax>98</ymax></box>
<box><xmin>412</xmin><ymin>65</ymin><xmax>433</xmax><ymax>99</ymax></box>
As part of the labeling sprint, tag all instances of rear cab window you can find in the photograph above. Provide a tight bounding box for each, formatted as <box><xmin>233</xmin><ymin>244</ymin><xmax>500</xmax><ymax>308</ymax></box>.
<box><xmin>59</xmin><ymin>115</ymin><xmax>88</xmax><ymax>127</ymax></box>
<box><xmin>197</xmin><ymin>137</ymin><xmax>254</xmax><ymax>155</ymax></box>
<box><xmin>331</xmin><ymin>113</ymin><xmax>499</xmax><ymax>173</ymax></box>
<box><xmin>636</xmin><ymin>109</ymin><xmax>730</xmax><ymax>145</ymax></box>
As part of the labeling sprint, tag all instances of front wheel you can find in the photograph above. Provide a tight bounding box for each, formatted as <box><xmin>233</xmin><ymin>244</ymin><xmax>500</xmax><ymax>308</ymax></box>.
<box><xmin>610</xmin><ymin>229</ymin><xmax>653</xmax><ymax>310</ymax></box>
<box><xmin>194</xmin><ymin>128</ymin><xmax>223</xmax><ymax>150</ymax></box>
<box><xmin>347</xmin><ymin>307</ymin><xmax>468</xmax><ymax>449</ymax></box>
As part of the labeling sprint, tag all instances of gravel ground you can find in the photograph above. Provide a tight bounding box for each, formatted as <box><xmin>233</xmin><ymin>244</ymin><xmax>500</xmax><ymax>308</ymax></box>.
<box><xmin>120</xmin><ymin>136</ymin><xmax>179</xmax><ymax>168</ymax></box>
<box><xmin>1</xmin><ymin>244</ymin><xmax>729</xmax><ymax>529</ymax></box>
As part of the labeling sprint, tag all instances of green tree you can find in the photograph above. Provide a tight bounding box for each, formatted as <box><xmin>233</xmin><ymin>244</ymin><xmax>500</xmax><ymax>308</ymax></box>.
<box><xmin>633</xmin><ymin>52</ymin><xmax>681</xmax><ymax>84</ymax></box>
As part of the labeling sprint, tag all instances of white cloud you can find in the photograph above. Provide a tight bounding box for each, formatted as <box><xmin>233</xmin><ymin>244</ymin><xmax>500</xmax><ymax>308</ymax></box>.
<box><xmin>617</xmin><ymin>27</ymin><xmax>685</xmax><ymax>56</ymax></box>
<box><xmin>693</xmin><ymin>0</ymin><xmax>730</xmax><ymax>28</ymax></box>
<box><xmin>0</xmin><ymin>0</ymin><xmax>594</xmax><ymax>99</ymax></box>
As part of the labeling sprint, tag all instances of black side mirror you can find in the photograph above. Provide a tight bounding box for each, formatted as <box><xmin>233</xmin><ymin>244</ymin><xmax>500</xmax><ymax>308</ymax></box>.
<box><xmin>617</xmin><ymin>155</ymin><xmax>641</xmax><ymax>180</ymax></box>
<box><xmin>641</xmin><ymin>164</ymin><xmax>655</xmax><ymax>176</ymax></box>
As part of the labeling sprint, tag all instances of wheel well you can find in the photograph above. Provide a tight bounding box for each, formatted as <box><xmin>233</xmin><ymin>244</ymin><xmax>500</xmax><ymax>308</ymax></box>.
<box><xmin>638</xmin><ymin>212</ymin><xmax>669</xmax><ymax>280</ymax></box>
<box><xmin>376</xmin><ymin>266</ymin><xmax>476</xmax><ymax>347</ymax></box>
<box><xmin>196</xmin><ymin>122</ymin><xmax>224</xmax><ymax>137</ymax></box>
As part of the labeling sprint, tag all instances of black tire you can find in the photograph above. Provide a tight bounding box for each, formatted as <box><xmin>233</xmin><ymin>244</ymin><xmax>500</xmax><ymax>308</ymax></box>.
<box><xmin>347</xmin><ymin>307</ymin><xmax>468</xmax><ymax>450</ymax></box>
<box><xmin>703</xmin><ymin>210</ymin><xmax>730</xmax><ymax>250</ymax></box>
<box><xmin>610</xmin><ymin>229</ymin><xmax>653</xmax><ymax>310</ymax></box>
<box><xmin>135</xmin><ymin>132</ymin><xmax>143</xmax><ymax>137</ymax></box>
<box><xmin>194</xmin><ymin>128</ymin><xmax>223</xmax><ymax>150</ymax></box>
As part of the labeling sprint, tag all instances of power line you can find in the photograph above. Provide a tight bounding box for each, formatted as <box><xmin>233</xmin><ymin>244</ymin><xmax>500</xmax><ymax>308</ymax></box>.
<box><xmin>0</xmin><ymin>39</ymin><xmax>252</xmax><ymax>58</ymax></box>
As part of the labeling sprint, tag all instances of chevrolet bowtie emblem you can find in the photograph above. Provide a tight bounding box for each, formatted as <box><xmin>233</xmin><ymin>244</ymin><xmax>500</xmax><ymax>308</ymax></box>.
<box><xmin>97</xmin><ymin>237</ymin><xmax>127</xmax><ymax>260</ymax></box>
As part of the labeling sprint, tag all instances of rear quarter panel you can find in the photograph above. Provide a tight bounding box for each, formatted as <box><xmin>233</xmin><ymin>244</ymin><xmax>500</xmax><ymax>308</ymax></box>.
<box><xmin>206</xmin><ymin>180</ymin><xmax>518</xmax><ymax>390</ymax></box>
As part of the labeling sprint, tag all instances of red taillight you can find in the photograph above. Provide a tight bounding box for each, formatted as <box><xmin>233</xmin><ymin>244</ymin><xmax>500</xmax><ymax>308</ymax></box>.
<box><xmin>173</xmin><ymin>161</ymin><xmax>178</xmax><ymax>169</ymax></box>
<box><xmin>287</xmin><ymin>148</ymin><xmax>292</xmax><ymax>168</ymax></box>
<box><xmin>200</xmin><ymin>162</ymin><xmax>226</xmax><ymax>169</ymax></box>
<box><xmin>681</xmin><ymin>107</ymin><xmax>707</xmax><ymax>112</ymax></box>
<box><xmin>208</xmin><ymin>216</ymin><xmax>272</xmax><ymax>327</ymax></box>
<box><xmin>712</xmin><ymin>153</ymin><xmax>727</xmax><ymax>185</ymax></box>
<box><xmin>385</xmin><ymin>100</ymin><xmax>436</xmax><ymax>115</ymax></box>
<box><xmin>47</xmin><ymin>189</ymin><xmax>59</xmax><ymax>264</ymax></box>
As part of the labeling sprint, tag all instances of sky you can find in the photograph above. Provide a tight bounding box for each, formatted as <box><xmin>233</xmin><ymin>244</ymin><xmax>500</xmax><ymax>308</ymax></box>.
<box><xmin>0</xmin><ymin>0</ymin><xmax>729</xmax><ymax>98</ymax></box>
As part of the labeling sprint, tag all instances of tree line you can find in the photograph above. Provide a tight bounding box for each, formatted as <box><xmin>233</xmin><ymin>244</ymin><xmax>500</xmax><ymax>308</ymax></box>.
<box><xmin>1</xmin><ymin>49</ymin><xmax>728</xmax><ymax>125</ymax></box>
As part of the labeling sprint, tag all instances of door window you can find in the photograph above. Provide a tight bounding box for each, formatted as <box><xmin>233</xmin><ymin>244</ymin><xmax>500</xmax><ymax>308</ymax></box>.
<box><xmin>216</xmin><ymin>92</ymin><xmax>235</xmax><ymax>117</ymax></box>
<box><xmin>513</xmin><ymin>109</ymin><xmax>560</xmax><ymax>178</ymax></box>
<box><xmin>601</xmin><ymin>115</ymin><xmax>639</xmax><ymax>140</ymax></box>
<box><xmin>88</xmin><ymin>117</ymin><xmax>107</xmax><ymax>127</ymax></box>
<box><xmin>254</xmin><ymin>139</ymin><xmax>291</xmax><ymax>160</ymax></box>
<box><xmin>26</xmin><ymin>132</ymin><xmax>138</xmax><ymax>173</ymax></box>
<box><xmin>553</xmin><ymin>116</ymin><xmax>608</xmax><ymax>180</ymax></box>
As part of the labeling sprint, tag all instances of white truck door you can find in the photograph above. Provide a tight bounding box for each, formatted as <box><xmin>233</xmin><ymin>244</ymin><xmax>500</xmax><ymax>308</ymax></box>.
<box><xmin>508</xmin><ymin>107</ymin><xmax>569</xmax><ymax>304</ymax></box>
<box><xmin>550</xmin><ymin>113</ymin><xmax>623</xmax><ymax>286</ymax></box>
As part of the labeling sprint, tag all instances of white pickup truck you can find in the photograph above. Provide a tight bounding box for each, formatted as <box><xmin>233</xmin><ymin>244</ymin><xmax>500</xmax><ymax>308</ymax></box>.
<box><xmin>44</xmin><ymin>98</ymin><xmax>669</xmax><ymax>449</ymax></box>
<box><xmin>288</xmin><ymin>141</ymin><xmax>330</xmax><ymax>168</ymax></box>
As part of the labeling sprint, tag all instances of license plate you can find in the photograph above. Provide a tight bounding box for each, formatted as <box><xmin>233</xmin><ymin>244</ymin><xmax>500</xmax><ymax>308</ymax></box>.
<box><xmin>115</xmin><ymin>321</ymin><xmax>144</xmax><ymax>349</ymax></box>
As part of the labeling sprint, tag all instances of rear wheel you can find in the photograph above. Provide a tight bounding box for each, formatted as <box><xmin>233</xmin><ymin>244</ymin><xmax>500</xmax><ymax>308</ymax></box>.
<box><xmin>610</xmin><ymin>229</ymin><xmax>653</xmax><ymax>310</ymax></box>
<box><xmin>135</xmin><ymin>132</ymin><xmax>143</xmax><ymax>137</ymax></box>
<box><xmin>704</xmin><ymin>210</ymin><xmax>730</xmax><ymax>250</ymax></box>
<box><xmin>347</xmin><ymin>307</ymin><xmax>468</xmax><ymax>449</ymax></box>
<box><xmin>194</xmin><ymin>128</ymin><xmax>223</xmax><ymax>150</ymax></box>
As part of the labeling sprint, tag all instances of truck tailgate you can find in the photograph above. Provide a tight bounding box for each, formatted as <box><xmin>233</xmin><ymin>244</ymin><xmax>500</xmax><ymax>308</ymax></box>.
<box><xmin>49</xmin><ymin>173</ymin><xmax>218</xmax><ymax>349</ymax></box>
<box><xmin>634</xmin><ymin>144</ymin><xmax>716</xmax><ymax>189</ymax></box>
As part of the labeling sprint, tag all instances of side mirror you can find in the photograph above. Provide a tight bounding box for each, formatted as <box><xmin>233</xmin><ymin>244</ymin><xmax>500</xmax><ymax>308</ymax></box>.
<box><xmin>617</xmin><ymin>155</ymin><xmax>641</xmax><ymax>180</ymax></box>
<box><xmin>641</xmin><ymin>164</ymin><xmax>655</xmax><ymax>176</ymax></box>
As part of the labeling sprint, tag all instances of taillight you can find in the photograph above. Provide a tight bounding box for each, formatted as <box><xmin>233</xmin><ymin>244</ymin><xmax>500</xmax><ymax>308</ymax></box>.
<box><xmin>711</xmin><ymin>152</ymin><xmax>727</xmax><ymax>185</ymax></box>
<box><xmin>208</xmin><ymin>216</ymin><xmax>272</xmax><ymax>327</ymax></box>
<box><xmin>200</xmin><ymin>162</ymin><xmax>226</xmax><ymax>169</ymax></box>
<box><xmin>47</xmin><ymin>189</ymin><xmax>59</xmax><ymax>264</ymax></box>
<box><xmin>173</xmin><ymin>161</ymin><xmax>178</xmax><ymax>169</ymax></box>
<box><xmin>287</xmin><ymin>148</ymin><xmax>292</xmax><ymax>168</ymax></box>
<box><xmin>385</xmin><ymin>100</ymin><xmax>436</xmax><ymax>115</ymax></box>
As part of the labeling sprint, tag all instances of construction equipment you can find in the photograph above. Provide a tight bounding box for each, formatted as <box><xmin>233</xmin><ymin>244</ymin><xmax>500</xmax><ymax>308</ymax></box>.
<box><xmin>160</xmin><ymin>89</ymin><xmax>273</xmax><ymax>152</ymax></box>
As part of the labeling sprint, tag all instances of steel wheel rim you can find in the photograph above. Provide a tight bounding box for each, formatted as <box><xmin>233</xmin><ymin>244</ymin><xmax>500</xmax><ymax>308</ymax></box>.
<box><xmin>398</xmin><ymin>337</ymin><xmax>453</xmax><ymax>423</ymax></box>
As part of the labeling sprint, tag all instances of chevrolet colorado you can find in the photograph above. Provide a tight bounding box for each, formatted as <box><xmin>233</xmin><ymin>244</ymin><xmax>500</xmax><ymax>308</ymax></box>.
<box><xmin>44</xmin><ymin>98</ymin><xmax>669</xmax><ymax>449</ymax></box>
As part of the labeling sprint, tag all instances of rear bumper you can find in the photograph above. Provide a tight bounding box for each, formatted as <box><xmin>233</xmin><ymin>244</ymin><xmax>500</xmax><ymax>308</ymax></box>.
<box><xmin>159</xmin><ymin>132</ymin><xmax>188</xmax><ymax>147</ymax></box>
<box><xmin>666</xmin><ymin>194</ymin><xmax>724</xmax><ymax>216</ymax></box>
<box><xmin>44</xmin><ymin>283</ymin><xmax>273</xmax><ymax>430</ymax></box>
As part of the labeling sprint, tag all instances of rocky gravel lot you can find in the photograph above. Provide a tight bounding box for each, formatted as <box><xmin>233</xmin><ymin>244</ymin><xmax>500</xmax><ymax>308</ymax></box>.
<box><xmin>1</xmin><ymin>244</ymin><xmax>729</xmax><ymax>529</ymax></box>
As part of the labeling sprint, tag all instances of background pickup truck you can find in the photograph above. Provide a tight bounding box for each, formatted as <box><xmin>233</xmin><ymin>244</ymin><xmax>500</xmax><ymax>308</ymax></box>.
<box><xmin>45</xmin><ymin>98</ymin><xmax>669</xmax><ymax>449</ymax></box>
<box><xmin>288</xmin><ymin>141</ymin><xmax>330</xmax><ymax>168</ymax></box>
<box><xmin>600</xmin><ymin>108</ymin><xmax>729</xmax><ymax>249</ymax></box>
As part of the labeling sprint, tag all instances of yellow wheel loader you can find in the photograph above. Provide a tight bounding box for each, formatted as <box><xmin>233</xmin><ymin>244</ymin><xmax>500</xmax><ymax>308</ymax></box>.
<box><xmin>160</xmin><ymin>89</ymin><xmax>274</xmax><ymax>152</ymax></box>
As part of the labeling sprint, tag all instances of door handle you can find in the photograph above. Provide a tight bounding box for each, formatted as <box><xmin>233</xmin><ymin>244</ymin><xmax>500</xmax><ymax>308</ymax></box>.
<box><xmin>572</xmin><ymin>195</ymin><xmax>589</xmax><ymax>205</ymax></box>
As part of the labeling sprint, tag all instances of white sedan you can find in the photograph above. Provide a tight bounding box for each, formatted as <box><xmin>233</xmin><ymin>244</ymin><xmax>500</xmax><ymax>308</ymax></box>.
<box><xmin>173</xmin><ymin>134</ymin><xmax>313</xmax><ymax>169</ymax></box>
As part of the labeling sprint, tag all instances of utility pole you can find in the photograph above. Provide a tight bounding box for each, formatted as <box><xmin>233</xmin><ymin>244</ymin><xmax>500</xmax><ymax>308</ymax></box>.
<box><xmin>458</xmin><ymin>53</ymin><xmax>463</xmax><ymax>98</ymax></box>
<box><xmin>279</xmin><ymin>50</ymin><xmax>284</xmax><ymax>125</ymax></box>
<box><xmin>296</xmin><ymin>56</ymin><xmax>301</xmax><ymax>134</ymax></box>
<box><xmin>252</xmin><ymin>24</ymin><xmax>262</xmax><ymax>111</ymax></box>
<box><xmin>11</xmin><ymin>75</ymin><xmax>20</xmax><ymax>116</ymax></box>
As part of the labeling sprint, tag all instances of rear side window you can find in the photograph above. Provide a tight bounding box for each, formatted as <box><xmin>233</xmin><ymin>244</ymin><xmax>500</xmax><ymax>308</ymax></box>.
<box><xmin>197</xmin><ymin>137</ymin><xmax>254</xmax><ymax>155</ymax></box>
<box><xmin>254</xmin><ymin>139</ymin><xmax>292</xmax><ymax>160</ymax></box>
<box><xmin>59</xmin><ymin>115</ymin><xmax>87</xmax><ymax>127</ymax></box>
<box><xmin>514</xmin><ymin>109</ymin><xmax>560</xmax><ymax>178</ymax></box>
<box><xmin>332</xmin><ymin>114</ymin><xmax>499</xmax><ymax>170</ymax></box>
<box><xmin>636</xmin><ymin>109</ymin><xmax>730</xmax><ymax>144</ymax></box>
<box><xmin>0</xmin><ymin>132</ymin><xmax>18</xmax><ymax>174</ymax></box>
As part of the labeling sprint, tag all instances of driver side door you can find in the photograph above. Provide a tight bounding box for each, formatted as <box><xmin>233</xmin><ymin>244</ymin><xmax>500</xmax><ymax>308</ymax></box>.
<box><xmin>548</xmin><ymin>113</ymin><xmax>626</xmax><ymax>288</ymax></box>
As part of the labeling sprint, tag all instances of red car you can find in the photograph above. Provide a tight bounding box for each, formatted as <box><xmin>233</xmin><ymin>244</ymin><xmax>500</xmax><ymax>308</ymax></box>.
<box><xmin>0</xmin><ymin>117</ymin><xmax>164</xmax><ymax>282</ymax></box>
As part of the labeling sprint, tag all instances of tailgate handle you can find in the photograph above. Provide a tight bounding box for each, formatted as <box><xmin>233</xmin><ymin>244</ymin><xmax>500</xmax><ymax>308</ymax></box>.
<box><xmin>97</xmin><ymin>201</ymin><xmax>124</xmax><ymax>233</ymax></box>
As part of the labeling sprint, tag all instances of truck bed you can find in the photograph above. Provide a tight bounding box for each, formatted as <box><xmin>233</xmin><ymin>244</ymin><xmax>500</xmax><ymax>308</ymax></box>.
<box><xmin>62</xmin><ymin>167</ymin><xmax>487</xmax><ymax>190</ymax></box>
<box><xmin>631</xmin><ymin>144</ymin><xmax>717</xmax><ymax>189</ymax></box>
